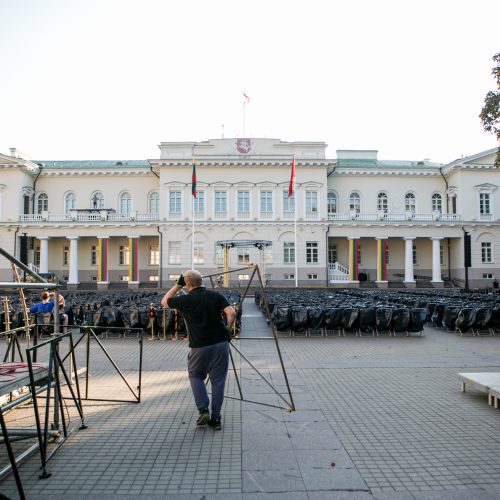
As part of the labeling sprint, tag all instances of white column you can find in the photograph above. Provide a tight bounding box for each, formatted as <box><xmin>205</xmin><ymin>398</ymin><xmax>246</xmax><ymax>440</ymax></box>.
<box><xmin>403</xmin><ymin>237</ymin><xmax>416</xmax><ymax>284</ymax></box>
<box><xmin>431</xmin><ymin>237</ymin><xmax>444</xmax><ymax>284</ymax></box>
<box><xmin>39</xmin><ymin>237</ymin><xmax>50</xmax><ymax>274</ymax></box>
<box><xmin>68</xmin><ymin>236</ymin><xmax>80</xmax><ymax>285</ymax></box>
<box><xmin>0</xmin><ymin>184</ymin><xmax>5</xmax><ymax>221</ymax></box>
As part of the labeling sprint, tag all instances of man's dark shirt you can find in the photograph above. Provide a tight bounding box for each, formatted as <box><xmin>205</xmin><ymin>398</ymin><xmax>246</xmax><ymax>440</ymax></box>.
<box><xmin>167</xmin><ymin>287</ymin><xmax>230</xmax><ymax>348</ymax></box>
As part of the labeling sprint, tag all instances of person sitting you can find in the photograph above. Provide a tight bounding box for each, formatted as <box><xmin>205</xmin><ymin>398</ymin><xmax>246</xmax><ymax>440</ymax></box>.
<box><xmin>29</xmin><ymin>291</ymin><xmax>68</xmax><ymax>334</ymax></box>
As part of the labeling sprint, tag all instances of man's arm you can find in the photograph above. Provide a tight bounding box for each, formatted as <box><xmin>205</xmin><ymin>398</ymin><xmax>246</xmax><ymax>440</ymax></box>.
<box><xmin>161</xmin><ymin>283</ymin><xmax>182</xmax><ymax>308</ymax></box>
<box><xmin>224</xmin><ymin>305</ymin><xmax>236</xmax><ymax>331</ymax></box>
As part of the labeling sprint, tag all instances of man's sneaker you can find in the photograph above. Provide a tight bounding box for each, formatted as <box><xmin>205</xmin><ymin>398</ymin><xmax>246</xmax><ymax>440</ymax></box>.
<box><xmin>208</xmin><ymin>417</ymin><xmax>221</xmax><ymax>430</ymax></box>
<box><xmin>196</xmin><ymin>408</ymin><xmax>210</xmax><ymax>426</ymax></box>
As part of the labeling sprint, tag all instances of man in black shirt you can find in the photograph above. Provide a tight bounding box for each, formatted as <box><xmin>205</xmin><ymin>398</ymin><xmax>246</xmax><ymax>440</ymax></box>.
<box><xmin>161</xmin><ymin>270</ymin><xmax>236</xmax><ymax>430</ymax></box>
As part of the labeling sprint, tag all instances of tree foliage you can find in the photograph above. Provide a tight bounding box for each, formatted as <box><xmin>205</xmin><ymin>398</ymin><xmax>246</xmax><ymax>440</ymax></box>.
<box><xmin>479</xmin><ymin>53</ymin><xmax>500</xmax><ymax>167</ymax></box>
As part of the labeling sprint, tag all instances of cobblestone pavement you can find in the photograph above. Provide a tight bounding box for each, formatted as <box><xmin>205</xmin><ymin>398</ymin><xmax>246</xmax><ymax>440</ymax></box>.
<box><xmin>1</xmin><ymin>297</ymin><xmax>500</xmax><ymax>500</ymax></box>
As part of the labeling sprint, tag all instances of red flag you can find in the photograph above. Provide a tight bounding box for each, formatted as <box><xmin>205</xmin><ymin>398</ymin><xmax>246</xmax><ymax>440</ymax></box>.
<box><xmin>191</xmin><ymin>162</ymin><xmax>197</xmax><ymax>198</ymax></box>
<box><xmin>288</xmin><ymin>155</ymin><xmax>295</xmax><ymax>197</ymax></box>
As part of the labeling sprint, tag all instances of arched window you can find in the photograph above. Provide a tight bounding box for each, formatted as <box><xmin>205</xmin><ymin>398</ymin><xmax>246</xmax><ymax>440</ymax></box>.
<box><xmin>432</xmin><ymin>193</ymin><xmax>442</xmax><ymax>213</ymax></box>
<box><xmin>64</xmin><ymin>192</ymin><xmax>76</xmax><ymax>213</ymax></box>
<box><xmin>91</xmin><ymin>191</ymin><xmax>104</xmax><ymax>209</ymax></box>
<box><xmin>405</xmin><ymin>192</ymin><xmax>416</xmax><ymax>213</ymax></box>
<box><xmin>377</xmin><ymin>192</ymin><xmax>388</xmax><ymax>213</ymax></box>
<box><xmin>349</xmin><ymin>192</ymin><xmax>361</xmax><ymax>213</ymax></box>
<box><xmin>327</xmin><ymin>192</ymin><xmax>337</xmax><ymax>214</ymax></box>
<box><xmin>119</xmin><ymin>192</ymin><xmax>132</xmax><ymax>214</ymax></box>
<box><xmin>37</xmin><ymin>193</ymin><xmax>48</xmax><ymax>213</ymax></box>
<box><xmin>148</xmin><ymin>191</ymin><xmax>159</xmax><ymax>214</ymax></box>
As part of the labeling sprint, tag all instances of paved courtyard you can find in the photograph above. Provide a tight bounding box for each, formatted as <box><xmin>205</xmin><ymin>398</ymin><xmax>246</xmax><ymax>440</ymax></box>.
<box><xmin>1</xmin><ymin>297</ymin><xmax>500</xmax><ymax>499</ymax></box>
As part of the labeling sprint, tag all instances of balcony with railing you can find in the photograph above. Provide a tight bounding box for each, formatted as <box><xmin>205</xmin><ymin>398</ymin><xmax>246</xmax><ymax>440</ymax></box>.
<box><xmin>237</xmin><ymin>211</ymin><xmax>251</xmax><ymax>220</ymax></box>
<box><xmin>260</xmin><ymin>211</ymin><xmax>274</xmax><ymax>220</ymax></box>
<box><xmin>19</xmin><ymin>210</ymin><xmax>160</xmax><ymax>223</ymax></box>
<box><xmin>214</xmin><ymin>211</ymin><xmax>227</xmax><ymax>220</ymax></box>
<box><xmin>305</xmin><ymin>209</ymin><xmax>319</xmax><ymax>220</ymax></box>
<box><xmin>479</xmin><ymin>213</ymin><xmax>494</xmax><ymax>221</ymax></box>
<box><xmin>327</xmin><ymin>212</ymin><xmax>462</xmax><ymax>222</ymax></box>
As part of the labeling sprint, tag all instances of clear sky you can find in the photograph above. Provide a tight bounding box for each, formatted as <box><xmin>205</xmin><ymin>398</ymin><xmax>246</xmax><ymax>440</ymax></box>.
<box><xmin>0</xmin><ymin>0</ymin><xmax>499</xmax><ymax>163</ymax></box>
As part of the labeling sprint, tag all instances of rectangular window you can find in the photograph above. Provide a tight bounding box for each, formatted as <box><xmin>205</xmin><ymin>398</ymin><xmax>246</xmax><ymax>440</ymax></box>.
<box><xmin>284</xmin><ymin>273</ymin><xmax>295</xmax><ymax>280</ymax></box>
<box><xmin>307</xmin><ymin>274</ymin><xmax>318</xmax><ymax>280</ymax></box>
<box><xmin>284</xmin><ymin>242</ymin><xmax>295</xmax><ymax>264</ymax></box>
<box><xmin>306</xmin><ymin>242</ymin><xmax>318</xmax><ymax>263</ymax></box>
<box><xmin>169</xmin><ymin>241</ymin><xmax>181</xmax><ymax>265</ymax></box>
<box><xmin>168</xmin><ymin>274</ymin><xmax>181</xmax><ymax>280</ymax></box>
<box><xmin>264</xmin><ymin>248</ymin><xmax>273</xmax><ymax>264</ymax></box>
<box><xmin>215</xmin><ymin>244</ymin><xmax>223</xmax><ymax>266</ymax></box>
<box><xmin>305</xmin><ymin>191</ymin><xmax>318</xmax><ymax>213</ymax></box>
<box><xmin>482</xmin><ymin>242</ymin><xmax>492</xmax><ymax>263</ymax></box>
<box><xmin>34</xmin><ymin>247</ymin><xmax>40</xmax><ymax>267</ymax></box>
<box><xmin>194</xmin><ymin>242</ymin><xmax>205</xmax><ymax>264</ymax></box>
<box><xmin>63</xmin><ymin>246</ymin><xmax>69</xmax><ymax>266</ymax></box>
<box><xmin>328</xmin><ymin>245</ymin><xmax>337</xmax><ymax>264</ymax></box>
<box><xmin>237</xmin><ymin>191</ymin><xmax>250</xmax><ymax>212</ymax></box>
<box><xmin>440</xmin><ymin>245</ymin><xmax>444</xmax><ymax>266</ymax></box>
<box><xmin>149</xmin><ymin>244</ymin><xmax>159</xmax><ymax>266</ymax></box>
<box><xmin>119</xmin><ymin>245</ymin><xmax>130</xmax><ymax>266</ymax></box>
<box><xmin>483</xmin><ymin>273</ymin><xmax>493</xmax><ymax>279</ymax></box>
<box><xmin>148</xmin><ymin>275</ymin><xmax>159</xmax><ymax>282</ymax></box>
<box><xmin>260</xmin><ymin>191</ymin><xmax>273</xmax><ymax>212</ymax></box>
<box><xmin>357</xmin><ymin>244</ymin><xmax>362</xmax><ymax>265</ymax></box>
<box><xmin>385</xmin><ymin>245</ymin><xmax>390</xmax><ymax>265</ymax></box>
<box><xmin>238</xmin><ymin>274</ymin><xmax>249</xmax><ymax>281</ymax></box>
<box><xmin>91</xmin><ymin>245</ymin><xmax>97</xmax><ymax>266</ymax></box>
<box><xmin>120</xmin><ymin>275</ymin><xmax>129</xmax><ymax>282</ymax></box>
<box><xmin>283</xmin><ymin>191</ymin><xmax>295</xmax><ymax>213</ymax></box>
<box><xmin>238</xmin><ymin>247</ymin><xmax>250</xmax><ymax>264</ymax></box>
<box><xmin>215</xmin><ymin>191</ymin><xmax>227</xmax><ymax>213</ymax></box>
<box><xmin>91</xmin><ymin>275</ymin><xmax>98</xmax><ymax>281</ymax></box>
<box><xmin>194</xmin><ymin>191</ymin><xmax>205</xmax><ymax>213</ymax></box>
<box><xmin>412</xmin><ymin>245</ymin><xmax>417</xmax><ymax>265</ymax></box>
<box><xmin>169</xmin><ymin>191</ymin><xmax>182</xmax><ymax>213</ymax></box>
<box><xmin>480</xmin><ymin>193</ymin><xmax>491</xmax><ymax>214</ymax></box>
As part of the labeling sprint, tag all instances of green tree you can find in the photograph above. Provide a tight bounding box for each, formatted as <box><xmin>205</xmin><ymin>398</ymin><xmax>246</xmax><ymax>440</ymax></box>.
<box><xmin>479</xmin><ymin>52</ymin><xmax>500</xmax><ymax>167</ymax></box>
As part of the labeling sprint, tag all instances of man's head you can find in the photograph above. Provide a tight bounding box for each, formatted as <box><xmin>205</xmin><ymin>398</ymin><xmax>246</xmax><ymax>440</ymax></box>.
<box><xmin>40</xmin><ymin>291</ymin><xmax>50</xmax><ymax>302</ymax></box>
<box><xmin>184</xmin><ymin>270</ymin><xmax>203</xmax><ymax>289</ymax></box>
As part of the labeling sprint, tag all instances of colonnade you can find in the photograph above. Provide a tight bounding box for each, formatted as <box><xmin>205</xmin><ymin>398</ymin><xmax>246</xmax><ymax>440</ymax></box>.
<box><xmin>36</xmin><ymin>235</ymin><xmax>141</xmax><ymax>288</ymax></box>
<box><xmin>345</xmin><ymin>236</ymin><xmax>444</xmax><ymax>286</ymax></box>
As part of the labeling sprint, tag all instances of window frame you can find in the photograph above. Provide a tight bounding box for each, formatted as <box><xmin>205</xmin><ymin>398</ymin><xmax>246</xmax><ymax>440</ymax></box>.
<box><xmin>327</xmin><ymin>192</ymin><xmax>337</xmax><ymax>214</ymax></box>
<box><xmin>349</xmin><ymin>192</ymin><xmax>361</xmax><ymax>213</ymax></box>
<box><xmin>119</xmin><ymin>191</ymin><xmax>132</xmax><ymax>214</ymax></box>
<box><xmin>432</xmin><ymin>193</ymin><xmax>442</xmax><ymax>213</ymax></box>
<box><xmin>377</xmin><ymin>192</ymin><xmax>388</xmax><ymax>213</ymax></box>
<box><xmin>283</xmin><ymin>242</ymin><xmax>295</xmax><ymax>264</ymax></box>
<box><xmin>169</xmin><ymin>191</ymin><xmax>182</xmax><ymax>214</ymax></box>
<box><xmin>405</xmin><ymin>192</ymin><xmax>416</xmax><ymax>213</ymax></box>
<box><xmin>482</xmin><ymin>242</ymin><xmax>493</xmax><ymax>263</ymax></box>
<box><xmin>306</xmin><ymin>241</ymin><xmax>318</xmax><ymax>264</ymax></box>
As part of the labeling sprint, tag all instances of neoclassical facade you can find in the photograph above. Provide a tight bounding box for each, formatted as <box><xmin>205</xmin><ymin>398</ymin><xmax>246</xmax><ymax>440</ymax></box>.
<box><xmin>0</xmin><ymin>139</ymin><xmax>498</xmax><ymax>289</ymax></box>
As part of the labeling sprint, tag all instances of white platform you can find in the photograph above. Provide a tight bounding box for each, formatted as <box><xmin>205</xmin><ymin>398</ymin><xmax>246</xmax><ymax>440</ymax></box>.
<box><xmin>458</xmin><ymin>372</ymin><xmax>500</xmax><ymax>409</ymax></box>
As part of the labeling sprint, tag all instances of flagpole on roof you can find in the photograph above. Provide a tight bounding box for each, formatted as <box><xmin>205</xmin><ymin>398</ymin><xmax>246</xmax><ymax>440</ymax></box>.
<box><xmin>191</xmin><ymin>157</ymin><xmax>196</xmax><ymax>270</ymax></box>
<box><xmin>293</xmin><ymin>155</ymin><xmax>298</xmax><ymax>288</ymax></box>
<box><xmin>243</xmin><ymin>92</ymin><xmax>250</xmax><ymax>137</ymax></box>
<box><xmin>288</xmin><ymin>155</ymin><xmax>298</xmax><ymax>288</ymax></box>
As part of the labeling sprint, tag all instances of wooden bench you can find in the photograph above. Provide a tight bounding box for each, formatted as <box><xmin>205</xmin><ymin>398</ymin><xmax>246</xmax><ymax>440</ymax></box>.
<box><xmin>458</xmin><ymin>372</ymin><xmax>500</xmax><ymax>409</ymax></box>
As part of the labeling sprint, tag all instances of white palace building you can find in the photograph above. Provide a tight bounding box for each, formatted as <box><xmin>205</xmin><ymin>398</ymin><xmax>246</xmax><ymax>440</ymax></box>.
<box><xmin>0</xmin><ymin>138</ymin><xmax>498</xmax><ymax>289</ymax></box>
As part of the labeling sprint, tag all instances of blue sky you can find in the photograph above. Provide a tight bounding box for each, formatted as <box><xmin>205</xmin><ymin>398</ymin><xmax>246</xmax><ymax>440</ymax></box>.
<box><xmin>0</xmin><ymin>0</ymin><xmax>499</xmax><ymax>163</ymax></box>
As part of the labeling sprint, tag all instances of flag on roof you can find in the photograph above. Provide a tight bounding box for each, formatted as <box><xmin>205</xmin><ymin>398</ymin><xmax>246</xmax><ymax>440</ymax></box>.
<box><xmin>191</xmin><ymin>162</ymin><xmax>197</xmax><ymax>198</ymax></box>
<box><xmin>288</xmin><ymin>155</ymin><xmax>295</xmax><ymax>198</ymax></box>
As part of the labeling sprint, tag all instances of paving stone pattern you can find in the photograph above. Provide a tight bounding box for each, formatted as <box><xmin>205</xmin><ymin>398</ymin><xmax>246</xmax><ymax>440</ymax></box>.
<box><xmin>1</xmin><ymin>297</ymin><xmax>500</xmax><ymax>499</ymax></box>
